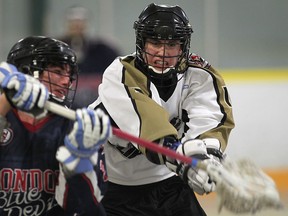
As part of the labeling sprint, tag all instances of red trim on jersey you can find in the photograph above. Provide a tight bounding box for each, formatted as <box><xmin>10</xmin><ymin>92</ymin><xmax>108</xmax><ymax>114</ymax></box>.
<box><xmin>81</xmin><ymin>173</ymin><xmax>99</xmax><ymax>205</ymax></box>
<box><xmin>13</xmin><ymin>109</ymin><xmax>54</xmax><ymax>132</ymax></box>
<box><xmin>63</xmin><ymin>183</ymin><xmax>69</xmax><ymax>210</ymax></box>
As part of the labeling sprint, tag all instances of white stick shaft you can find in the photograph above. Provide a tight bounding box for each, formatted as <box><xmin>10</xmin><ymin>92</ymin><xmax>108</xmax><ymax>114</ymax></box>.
<box><xmin>45</xmin><ymin>101</ymin><xmax>76</xmax><ymax>121</ymax></box>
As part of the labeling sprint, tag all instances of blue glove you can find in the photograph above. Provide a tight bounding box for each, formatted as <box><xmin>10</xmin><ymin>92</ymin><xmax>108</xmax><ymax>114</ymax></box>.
<box><xmin>0</xmin><ymin>62</ymin><xmax>16</xmax><ymax>86</ymax></box>
<box><xmin>0</xmin><ymin>62</ymin><xmax>48</xmax><ymax>111</ymax></box>
<box><xmin>56</xmin><ymin>108</ymin><xmax>111</xmax><ymax>174</ymax></box>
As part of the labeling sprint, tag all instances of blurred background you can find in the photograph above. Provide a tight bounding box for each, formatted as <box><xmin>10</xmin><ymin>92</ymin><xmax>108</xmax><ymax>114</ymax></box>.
<box><xmin>0</xmin><ymin>0</ymin><xmax>287</xmax><ymax>68</ymax></box>
<box><xmin>0</xmin><ymin>0</ymin><xmax>287</xmax><ymax>215</ymax></box>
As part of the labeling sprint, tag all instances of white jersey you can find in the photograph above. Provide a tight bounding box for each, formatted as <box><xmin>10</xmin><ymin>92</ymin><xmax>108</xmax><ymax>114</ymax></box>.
<box><xmin>89</xmin><ymin>53</ymin><xmax>234</xmax><ymax>186</ymax></box>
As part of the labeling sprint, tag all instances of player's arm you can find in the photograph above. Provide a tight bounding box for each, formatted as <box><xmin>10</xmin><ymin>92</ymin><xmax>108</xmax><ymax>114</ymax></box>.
<box><xmin>180</xmin><ymin>66</ymin><xmax>234</xmax><ymax>191</ymax></box>
<box><xmin>195</xmin><ymin>68</ymin><xmax>234</xmax><ymax>151</ymax></box>
<box><xmin>0</xmin><ymin>95</ymin><xmax>11</xmax><ymax>142</ymax></box>
<box><xmin>187</xmin><ymin>54</ymin><xmax>234</xmax><ymax>150</ymax></box>
<box><xmin>174</xmin><ymin>55</ymin><xmax>235</xmax><ymax>195</ymax></box>
<box><xmin>56</xmin><ymin>157</ymin><xmax>107</xmax><ymax>215</ymax></box>
<box><xmin>0</xmin><ymin>94</ymin><xmax>11</xmax><ymax>116</ymax></box>
<box><xmin>56</xmin><ymin>108</ymin><xmax>111</xmax><ymax>215</ymax></box>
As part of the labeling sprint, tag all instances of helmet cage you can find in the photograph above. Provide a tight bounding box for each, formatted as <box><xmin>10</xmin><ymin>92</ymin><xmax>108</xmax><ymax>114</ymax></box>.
<box><xmin>134</xmin><ymin>3</ymin><xmax>193</xmax><ymax>83</ymax></box>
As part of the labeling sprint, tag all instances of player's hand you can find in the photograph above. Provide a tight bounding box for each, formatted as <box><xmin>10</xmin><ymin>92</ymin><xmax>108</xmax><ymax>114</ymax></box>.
<box><xmin>56</xmin><ymin>108</ymin><xmax>111</xmax><ymax>174</ymax></box>
<box><xmin>176</xmin><ymin>139</ymin><xmax>220</xmax><ymax>195</ymax></box>
<box><xmin>0</xmin><ymin>62</ymin><xmax>48</xmax><ymax>111</ymax></box>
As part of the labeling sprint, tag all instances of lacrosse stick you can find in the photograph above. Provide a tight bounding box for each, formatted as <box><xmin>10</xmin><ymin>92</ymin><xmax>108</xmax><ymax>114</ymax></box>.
<box><xmin>44</xmin><ymin>100</ymin><xmax>283</xmax><ymax>214</ymax></box>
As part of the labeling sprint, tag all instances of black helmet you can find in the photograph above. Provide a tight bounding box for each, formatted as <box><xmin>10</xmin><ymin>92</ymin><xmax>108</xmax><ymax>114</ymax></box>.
<box><xmin>133</xmin><ymin>3</ymin><xmax>193</xmax><ymax>86</ymax></box>
<box><xmin>7</xmin><ymin>36</ymin><xmax>79</xmax><ymax>107</ymax></box>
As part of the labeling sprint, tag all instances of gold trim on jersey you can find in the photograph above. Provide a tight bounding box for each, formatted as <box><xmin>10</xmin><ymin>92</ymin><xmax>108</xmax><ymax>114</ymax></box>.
<box><xmin>188</xmin><ymin>63</ymin><xmax>235</xmax><ymax>150</ymax></box>
<box><xmin>120</xmin><ymin>57</ymin><xmax>178</xmax><ymax>153</ymax></box>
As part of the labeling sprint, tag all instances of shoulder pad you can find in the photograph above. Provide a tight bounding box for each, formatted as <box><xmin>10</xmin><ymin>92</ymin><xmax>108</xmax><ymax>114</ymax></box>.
<box><xmin>188</xmin><ymin>53</ymin><xmax>211</xmax><ymax>69</ymax></box>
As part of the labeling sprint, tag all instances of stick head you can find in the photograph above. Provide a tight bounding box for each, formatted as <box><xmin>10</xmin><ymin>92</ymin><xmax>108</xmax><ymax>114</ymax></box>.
<box><xmin>207</xmin><ymin>158</ymin><xmax>284</xmax><ymax>214</ymax></box>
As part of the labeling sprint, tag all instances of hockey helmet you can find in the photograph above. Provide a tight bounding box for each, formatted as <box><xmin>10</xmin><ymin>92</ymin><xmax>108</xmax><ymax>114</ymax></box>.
<box><xmin>7</xmin><ymin>36</ymin><xmax>79</xmax><ymax>107</ymax></box>
<box><xmin>133</xmin><ymin>3</ymin><xmax>193</xmax><ymax>86</ymax></box>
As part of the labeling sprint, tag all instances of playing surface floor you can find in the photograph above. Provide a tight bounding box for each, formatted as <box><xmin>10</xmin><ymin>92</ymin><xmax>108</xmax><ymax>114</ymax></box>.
<box><xmin>197</xmin><ymin>191</ymin><xmax>288</xmax><ymax>216</ymax></box>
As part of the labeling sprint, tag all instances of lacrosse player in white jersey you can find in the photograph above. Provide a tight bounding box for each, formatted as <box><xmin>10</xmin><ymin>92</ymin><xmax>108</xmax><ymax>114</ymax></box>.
<box><xmin>89</xmin><ymin>3</ymin><xmax>234</xmax><ymax>216</ymax></box>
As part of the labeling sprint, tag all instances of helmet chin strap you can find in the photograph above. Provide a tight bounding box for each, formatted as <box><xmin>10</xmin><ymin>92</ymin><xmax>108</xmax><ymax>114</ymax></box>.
<box><xmin>148</xmin><ymin>65</ymin><xmax>174</xmax><ymax>74</ymax></box>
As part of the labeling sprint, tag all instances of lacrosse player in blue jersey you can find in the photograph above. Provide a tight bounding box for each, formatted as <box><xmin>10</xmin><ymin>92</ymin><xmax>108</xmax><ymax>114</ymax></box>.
<box><xmin>0</xmin><ymin>36</ymin><xmax>110</xmax><ymax>215</ymax></box>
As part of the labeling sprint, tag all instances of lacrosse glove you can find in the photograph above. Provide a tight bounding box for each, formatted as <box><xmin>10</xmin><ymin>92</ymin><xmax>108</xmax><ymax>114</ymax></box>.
<box><xmin>0</xmin><ymin>62</ymin><xmax>48</xmax><ymax>116</ymax></box>
<box><xmin>166</xmin><ymin>139</ymin><xmax>220</xmax><ymax>195</ymax></box>
<box><xmin>56</xmin><ymin>108</ymin><xmax>111</xmax><ymax>175</ymax></box>
<box><xmin>203</xmin><ymin>138</ymin><xmax>224</xmax><ymax>162</ymax></box>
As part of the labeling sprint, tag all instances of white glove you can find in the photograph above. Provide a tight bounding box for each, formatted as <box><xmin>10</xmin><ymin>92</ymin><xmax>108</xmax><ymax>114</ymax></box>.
<box><xmin>176</xmin><ymin>139</ymin><xmax>220</xmax><ymax>195</ymax></box>
<box><xmin>56</xmin><ymin>108</ymin><xmax>111</xmax><ymax>174</ymax></box>
<box><xmin>0</xmin><ymin>62</ymin><xmax>48</xmax><ymax>111</ymax></box>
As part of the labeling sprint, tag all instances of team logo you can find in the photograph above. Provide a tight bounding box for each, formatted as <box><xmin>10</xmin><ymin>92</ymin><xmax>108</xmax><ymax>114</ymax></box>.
<box><xmin>0</xmin><ymin>128</ymin><xmax>13</xmax><ymax>146</ymax></box>
<box><xmin>189</xmin><ymin>53</ymin><xmax>211</xmax><ymax>69</ymax></box>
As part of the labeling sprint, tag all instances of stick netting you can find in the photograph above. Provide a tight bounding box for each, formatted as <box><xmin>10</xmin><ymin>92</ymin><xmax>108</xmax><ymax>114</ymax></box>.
<box><xmin>207</xmin><ymin>158</ymin><xmax>283</xmax><ymax>214</ymax></box>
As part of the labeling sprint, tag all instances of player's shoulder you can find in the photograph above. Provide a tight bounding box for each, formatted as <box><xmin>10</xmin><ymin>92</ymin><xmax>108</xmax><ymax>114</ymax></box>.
<box><xmin>104</xmin><ymin>53</ymin><xmax>134</xmax><ymax>70</ymax></box>
<box><xmin>187</xmin><ymin>53</ymin><xmax>212</xmax><ymax>70</ymax></box>
<box><xmin>119</xmin><ymin>53</ymin><xmax>136</xmax><ymax>63</ymax></box>
<box><xmin>187</xmin><ymin>53</ymin><xmax>221</xmax><ymax>76</ymax></box>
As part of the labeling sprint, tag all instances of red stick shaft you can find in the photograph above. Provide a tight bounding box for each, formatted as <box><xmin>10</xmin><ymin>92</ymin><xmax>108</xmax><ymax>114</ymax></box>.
<box><xmin>112</xmin><ymin>128</ymin><xmax>197</xmax><ymax>166</ymax></box>
<box><xmin>43</xmin><ymin>101</ymin><xmax>199</xmax><ymax>167</ymax></box>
